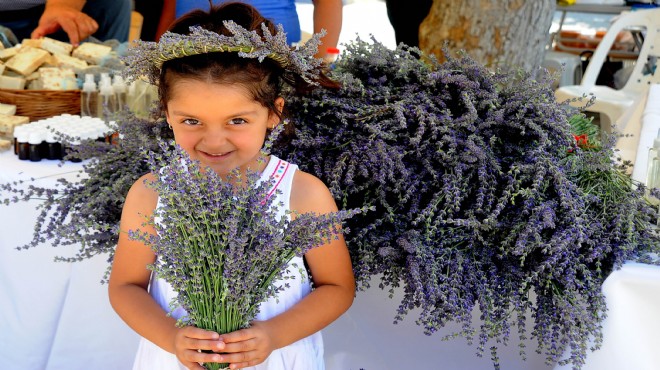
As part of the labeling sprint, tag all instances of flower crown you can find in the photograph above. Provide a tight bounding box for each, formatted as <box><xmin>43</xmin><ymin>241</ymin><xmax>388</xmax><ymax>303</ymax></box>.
<box><xmin>122</xmin><ymin>20</ymin><xmax>326</xmax><ymax>86</ymax></box>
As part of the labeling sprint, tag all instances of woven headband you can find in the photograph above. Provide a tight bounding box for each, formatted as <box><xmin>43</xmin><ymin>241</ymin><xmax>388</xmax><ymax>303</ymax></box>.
<box><xmin>122</xmin><ymin>20</ymin><xmax>326</xmax><ymax>86</ymax></box>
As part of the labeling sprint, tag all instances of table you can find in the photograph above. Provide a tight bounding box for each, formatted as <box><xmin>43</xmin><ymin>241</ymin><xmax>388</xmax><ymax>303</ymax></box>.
<box><xmin>0</xmin><ymin>151</ymin><xmax>140</xmax><ymax>370</ymax></box>
<box><xmin>3</xmin><ymin>112</ymin><xmax>660</xmax><ymax>369</ymax></box>
<box><xmin>631</xmin><ymin>84</ymin><xmax>660</xmax><ymax>184</ymax></box>
<box><xmin>553</xmin><ymin>84</ymin><xmax>660</xmax><ymax>370</ymax></box>
<box><xmin>0</xmin><ymin>147</ymin><xmax>554</xmax><ymax>369</ymax></box>
<box><xmin>553</xmin><ymin>4</ymin><xmax>642</xmax><ymax>59</ymax></box>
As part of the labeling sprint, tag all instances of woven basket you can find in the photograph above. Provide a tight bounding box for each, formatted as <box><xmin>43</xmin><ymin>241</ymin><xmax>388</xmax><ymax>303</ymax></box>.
<box><xmin>0</xmin><ymin>89</ymin><xmax>81</xmax><ymax>121</ymax></box>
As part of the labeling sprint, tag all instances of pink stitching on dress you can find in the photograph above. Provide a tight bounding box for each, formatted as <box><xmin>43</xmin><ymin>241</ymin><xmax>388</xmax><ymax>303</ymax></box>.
<box><xmin>267</xmin><ymin>159</ymin><xmax>290</xmax><ymax>199</ymax></box>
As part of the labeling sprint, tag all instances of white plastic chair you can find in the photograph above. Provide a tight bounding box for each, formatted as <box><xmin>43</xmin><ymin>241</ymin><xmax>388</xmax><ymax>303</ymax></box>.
<box><xmin>542</xmin><ymin>50</ymin><xmax>583</xmax><ymax>88</ymax></box>
<box><xmin>554</xmin><ymin>8</ymin><xmax>660</xmax><ymax>132</ymax></box>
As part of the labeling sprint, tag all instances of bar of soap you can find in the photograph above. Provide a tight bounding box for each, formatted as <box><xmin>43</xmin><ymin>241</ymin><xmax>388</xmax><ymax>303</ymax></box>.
<box><xmin>40</xmin><ymin>37</ymin><xmax>73</xmax><ymax>56</ymax></box>
<box><xmin>0</xmin><ymin>45</ymin><xmax>21</xmax><ymax>61</ymax></box>
<box><xmin>0</xmin><ymin>115</ymin><xmax>29</xmax><ymax>133</ymax></box>
<box><xmin>21</xmin><ymin>39</ymin><xmax>42</xmax><ymax>49</ymax></box>
<box><xmin>0</xmin><ymin>75</ymin><xmax>27</xmax><ymax>90</ymax></box>
<box><xmin>0</xmin><ymin>138</ymin><xmax>12</xmax><ymax>151</ymax></box>
<box><xmin>5</xmin><ymin>46</ymin><xmax>50</xmax><ymax>76</ymax></box>
<box><xmin>72</xmin><ymin>42</ymin><xmax>112</xmax><ymax>64</ymax></box>
<box><xmin>39</xmin><ymin>67</ymin><xmax>78</xmax><ymax>90</ymax></box>
<box><xmin>52</xmin><ymin>53</ymin><xmax>88</xmax><ymax>70</ymax></box>
<box><xmin>0</xmin><ymin>102</ymin><xmax>17</xmax><ymax>115</ymax></box>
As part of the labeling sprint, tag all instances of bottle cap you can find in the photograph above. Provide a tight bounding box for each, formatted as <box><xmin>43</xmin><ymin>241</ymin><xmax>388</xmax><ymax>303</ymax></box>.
<box><xmin>15</xmin><ymin>128</ymin><xmax>30</xmax><ymax>142</ymax></box>
<box><xmin>45</xmin><ymin>132</ymin><xmax>58</xmax><ymax>143</ymax></box>
<box><xmin>83</xmin><ymin>74</ymin><xmax>97</xmax><ymax>92</ymax></box>
<box><xmin>112</xmin><ymin>75</ymin><xmax>127</xmax><ymax>93</ymax></box>
<box><xmin>28</xmin><ymin>131</ymin><xmax>45</xmax><ymax>145</ymax></box>
<box><xmin>99</xmin><ymin>80</ymin><xmax>114</xmax><ymax>96</ymax></box>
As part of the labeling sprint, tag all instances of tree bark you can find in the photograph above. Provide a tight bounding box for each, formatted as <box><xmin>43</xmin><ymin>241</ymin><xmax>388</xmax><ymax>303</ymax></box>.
<box><xmin>419</xmin><ymin>0</ymin><xmax>556</xmax><ymax>73</ymax></box>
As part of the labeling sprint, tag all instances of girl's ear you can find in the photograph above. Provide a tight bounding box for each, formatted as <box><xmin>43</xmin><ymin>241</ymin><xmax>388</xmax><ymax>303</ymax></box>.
<box><xmin>269</xmin><ymin>97</ymin><xmax>285</xmax><ymax>128</ymax></box>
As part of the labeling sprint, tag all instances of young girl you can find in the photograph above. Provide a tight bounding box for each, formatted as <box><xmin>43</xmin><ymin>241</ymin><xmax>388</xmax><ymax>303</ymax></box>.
<box><xmin>108</xmin><ymin>3</ymin><xmax>354</xmax><ymax>369</ymax></box>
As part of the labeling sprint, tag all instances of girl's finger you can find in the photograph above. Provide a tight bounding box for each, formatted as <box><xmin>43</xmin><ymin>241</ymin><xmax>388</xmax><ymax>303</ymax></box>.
<box><xmin>183</xmin><ymin>338</ymin><xmax>226</xmax><ymax>352</ymax></box>
<box><xmin>215</xmin><ymin>350</ymin><xmax>258</xmax><ymax>365</ymax></box>
<box><xmin>216</xmin><ymin>338</ymin><xmax>256</xmax><ymax>353</ymax></box>
<box><xmin>183</xmin><ymin>349</ymin><xmax>223</xmax><ymax>366</ymax></box>
<box><xmin>218</xmin><ymin>328</ymin><xmax>255</xmax><ymax>343</ymax></box>
<box><xmin>182</xmin><ymin>326</ymin><xmax>221</xmax><ymax>340</ymax></box>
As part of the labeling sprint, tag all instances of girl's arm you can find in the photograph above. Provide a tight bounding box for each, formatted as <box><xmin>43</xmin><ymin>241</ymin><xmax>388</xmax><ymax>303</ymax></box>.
<box><xmin>216</xmin><ymin>170</ymin><xmax>355</xmax><ymax>368</ymax></box>
<box><xmin>108</xmin><ymin>173</ymin><xmax>225</xmax><ymax>369</ymax></box>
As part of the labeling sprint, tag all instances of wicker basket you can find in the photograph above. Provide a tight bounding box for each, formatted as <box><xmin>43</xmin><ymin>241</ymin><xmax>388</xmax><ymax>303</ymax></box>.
<box><xmin>0</xmin><ymin>89</ymin><xmax>81</xmax><ymax>121</ymax></box>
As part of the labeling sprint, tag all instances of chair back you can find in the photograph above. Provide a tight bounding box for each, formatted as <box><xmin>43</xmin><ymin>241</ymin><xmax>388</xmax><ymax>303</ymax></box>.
<box><xmin>581</xmin><ymin>8</ymin><xmax>660</xmax><ymax>94</ymax></box>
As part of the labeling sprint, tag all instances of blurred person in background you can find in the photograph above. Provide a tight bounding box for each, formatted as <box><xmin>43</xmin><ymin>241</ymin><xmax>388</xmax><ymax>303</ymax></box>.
<box><xmin>156</xmin><ymin>0</ymin><xmax>342</xmax><ymax>58</ymax></box>
<box><xmin>0</xmin><ymin>0</ymin><xmax>131</xmax><ymax>45</ymax></box>
<box><xmin>385</xmin><ymin>0</ymin><xmax>431</xmax><ymax>47</ymax></box>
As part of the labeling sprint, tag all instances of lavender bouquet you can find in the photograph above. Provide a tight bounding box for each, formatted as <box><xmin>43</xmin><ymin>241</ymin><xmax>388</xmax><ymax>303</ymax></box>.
<box><xmin>129</xmin><ymin>140</ymin><xmax>360</xmax><ymax>370</ymax></box>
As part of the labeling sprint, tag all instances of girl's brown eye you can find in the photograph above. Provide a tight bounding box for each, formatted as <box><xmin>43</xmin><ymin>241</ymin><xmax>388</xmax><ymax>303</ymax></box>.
<box><xmin>228</xmin><ymin>118</ymin><xmax>247</xmax><ymax>125</ymax></box>
<box><xmin>183</xmin><ymin>119</ymin><xmax>200</xmax><ymax>125</ymax></box>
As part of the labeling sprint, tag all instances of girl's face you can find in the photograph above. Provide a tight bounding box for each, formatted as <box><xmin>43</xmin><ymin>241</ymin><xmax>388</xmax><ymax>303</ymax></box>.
<box><xmin>165</xmin><ymin>78</ymin><xmax>283</xmax><ymax>176</ymax></box>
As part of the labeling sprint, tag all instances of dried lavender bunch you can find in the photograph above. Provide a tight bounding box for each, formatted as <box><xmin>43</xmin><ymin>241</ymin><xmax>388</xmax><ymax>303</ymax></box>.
<box><xmin>129</xmin><ymin>141</ymin><xmax>361</xmax><ymax>370</ymax></box>
<box><xmin>0</xmin><ymin>111</ymin><xmax>171</xmax><ymax>281</ymax></box>
<box><xmin>123</xmin><ymin>21</ymin><xmax>325</xmax><ymax>86</ymax></box>
<box><xmin>273</xmin><ymin>38</ymin><xmax>660</xmax><ymax>369</ymax></box>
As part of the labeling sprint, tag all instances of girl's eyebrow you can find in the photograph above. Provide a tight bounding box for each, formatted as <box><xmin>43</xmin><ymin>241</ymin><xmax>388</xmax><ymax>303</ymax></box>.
<box><xmin>170</xmin><ymin>109</ymin><xmax>260</xmax><ymax>117</ymax></box>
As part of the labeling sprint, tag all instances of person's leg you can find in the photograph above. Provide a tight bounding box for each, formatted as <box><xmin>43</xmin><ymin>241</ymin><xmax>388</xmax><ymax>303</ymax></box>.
<box><xmin>82</xmin><ymin>0</ymin><xmax>132</xmax><ymax>42</ymax></box>
<box><xmin>134</xmin><ymin>0</ymin><xmax>165</xmax><ymax>41</ymax></box>
<box><xmin>385</xmin><ymin>0</ymin><xmax>432</xmax><ymax>47</ymax></box>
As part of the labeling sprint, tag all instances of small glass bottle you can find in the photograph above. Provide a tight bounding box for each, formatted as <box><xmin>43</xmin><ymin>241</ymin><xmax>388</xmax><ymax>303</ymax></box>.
<box><xmin>45</xmin><ymin>132</ymin><xmax>62</xmax><ymax>160</ymax></box>
<box><xmin>112</xmin><ymin>75</ymin><xmax>128</xmax><ymax>112</ymax></box>
<box><xmin>16</xmin><ymin>130</ymin><xmax>30</xmax><ymax>160</ymax></box>
<box><xmin>13</xmin><ymin>125</ymin><xmax>26</xmax><ymax>155</ymax></box>
<box><xmin>64</xmin><ymin>139</ymin><xmax>82</xmax><ymax>163</ymax></box>
<box><xmin>81</xmin><ymin>74</ymin><xmax>99</xmax><ymax>118</ymax></box>
<box><xmin>28</xmin><ymin>131</ymin><xmax>44</xmax><ymax>162</ymax></box>
<box><xmin>98</xmin><ymin>80</ymin><xmax>117</xmax><ymax>122</ymax></box>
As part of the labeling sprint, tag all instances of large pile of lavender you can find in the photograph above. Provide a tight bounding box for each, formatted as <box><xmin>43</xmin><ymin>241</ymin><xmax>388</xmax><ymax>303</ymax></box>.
<box><xmin>3</xmin><ymin>37</ymin><xmax>660</xmax><ymax>369</ymax></box>
<box><xmin>273</xmin><ymin>39</ymin><xmax>660</xmax><ymax>368</ymax></box>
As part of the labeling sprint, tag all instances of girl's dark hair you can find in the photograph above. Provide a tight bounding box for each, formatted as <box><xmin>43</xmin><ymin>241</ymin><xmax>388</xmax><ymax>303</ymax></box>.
<box><xmin>159</xmin><ymin>2</ymin><xmax>339</xmax><ymax>135</ymax></box>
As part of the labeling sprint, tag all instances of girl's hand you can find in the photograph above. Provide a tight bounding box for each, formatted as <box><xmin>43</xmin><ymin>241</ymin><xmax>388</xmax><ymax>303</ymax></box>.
<box><xmin>174</xmin><ymin>326</ymin><xmax>226</xmax><ymax>370</ymax></box>
<box><xmin>215</xmin><ymin>321</ymin><xmax>276</xmax><ymax>369</ymax></box>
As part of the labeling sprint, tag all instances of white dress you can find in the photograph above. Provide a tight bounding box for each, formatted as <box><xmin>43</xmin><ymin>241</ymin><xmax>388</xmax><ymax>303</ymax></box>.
<box><xmin>132</xmin><ymin>156</ymin><xmax>324</xmax><ymax>370</ymax></box>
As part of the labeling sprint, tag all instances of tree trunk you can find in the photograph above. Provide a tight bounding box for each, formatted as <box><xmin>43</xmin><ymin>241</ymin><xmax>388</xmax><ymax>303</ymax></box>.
<box><xmin>419</xmin><ymin>0</ymin><xmax>556</xmax><ymax>73</ymax></box>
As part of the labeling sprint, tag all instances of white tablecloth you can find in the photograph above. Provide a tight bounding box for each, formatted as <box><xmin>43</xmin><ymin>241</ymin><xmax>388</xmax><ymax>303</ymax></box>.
<box><xmin>0</xmin><ymin>151</ymin><xmax>140</xmax><ymax>370</ymax></box>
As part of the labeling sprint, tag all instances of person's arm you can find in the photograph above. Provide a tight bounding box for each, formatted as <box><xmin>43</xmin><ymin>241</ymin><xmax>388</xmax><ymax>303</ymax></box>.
<box><xmin>155</xmin><ymin>0</ymin><xmax>176</xmax><ymax>41</ymax></box>
<box><xmin>311</xmin><ymin>0</ymin><xmax>342</xmax><ymax>58</ymax></box>
<box><xmin>214</xmin><ymin>170</ymin><xmax>355</xmax><ymax>368</ymax></box>
<box><xmin>108</xmin><ymin>173</ymin><xmax>226</xmax><ymax>370</ymax></box>
<box><xmin>31</xmin><ymin>0</ymin><xmax>98</xmax><ymax>45</ymax></box>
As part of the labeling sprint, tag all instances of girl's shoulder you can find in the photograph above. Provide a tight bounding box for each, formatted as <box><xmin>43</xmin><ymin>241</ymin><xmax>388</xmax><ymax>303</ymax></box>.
<box><xmin>125</xmin><ymin>172</ymin><xmax>159</xmax><ymax>210</ymax></box>
<box><xmin>290</xmin><ymin>169</ymin><xmax>338</xmax><ymax>215</ymax></box>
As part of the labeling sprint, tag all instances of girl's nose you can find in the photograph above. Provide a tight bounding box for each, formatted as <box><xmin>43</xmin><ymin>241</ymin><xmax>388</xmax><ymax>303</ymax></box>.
<box><xmin>202</xmin><ymin>127</ymin><xmax>227</xmax><ymax>146</ymax></box>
